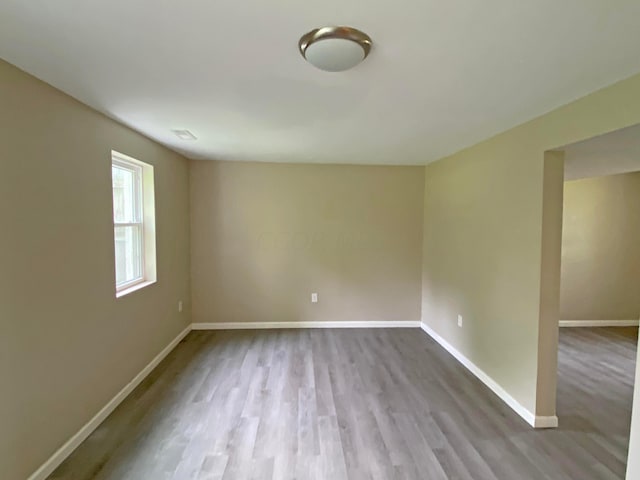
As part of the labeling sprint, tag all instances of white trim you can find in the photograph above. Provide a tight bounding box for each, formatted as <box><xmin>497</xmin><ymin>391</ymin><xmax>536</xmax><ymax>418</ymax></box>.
<box><xmin>27</xmin><ymin>325</ymin><xmax>192</xmax><ymax>480</ymax></box>
<box><xmin>533</xmin><ymin>415</ymin><xmax>560</xmax><ymax>429</ymax></box>
<box><xmin>115</xmin><ymin>274</ymin><xmax>147</xmax><ymax>295</ymax></box>
<box><xmin>420</xmin><ymin>322</ymin><xmax>557</xmax><ymax>429</ymax></box>
<box><xmin>111</xmin><ymin>150</ymin><xmax>148</xmax><ymax>167</ymax></box>
<box><xmin>192</xmin><ymin>321</ymin><xmax>420</xmax><ymax>330</ymax></box>
<box><xmin>29</xmin><ymin>318</ymin><xmax>559</xmax><ymax>480</ymax></box>
<box><xmin>559</xmin><ymin>319</ymin><xmax>639</xmax><ymax>327</ymax></box>
<box><xmin>115</xmin><ymin>279</ymin><xmax>156</xmax><ymax>298</ymax></box>
<box><xmin>112</xmin><ymin>155</ymin><xmax>145</xmax><ymax>291</ymax></box>
<box><xmin>114</xmin><ymin>222</ymin><xmax>144</xmax><ymax>228</ymax></box>
<box><xmin>111</xmin><ymin>150</ymin><xmax>157</xmax><ymax>297</ymax></box>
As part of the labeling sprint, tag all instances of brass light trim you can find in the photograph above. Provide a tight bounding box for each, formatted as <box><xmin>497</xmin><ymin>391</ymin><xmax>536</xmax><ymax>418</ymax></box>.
<box><xmin>298</xmin><ymin>26</ymin><xmax>373</xmax><ymax>61</ymax></box>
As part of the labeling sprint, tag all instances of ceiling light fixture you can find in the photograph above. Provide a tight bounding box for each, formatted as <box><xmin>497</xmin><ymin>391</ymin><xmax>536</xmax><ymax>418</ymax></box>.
<box><xmin>172</xmin><ymin>129</ymin><xmax>197</xmax><ymax>140</ymax></box>
<box><xmin>299</xmin><ymin>26</ymin><xmax>372</xmax><ymax>72</ymax></box>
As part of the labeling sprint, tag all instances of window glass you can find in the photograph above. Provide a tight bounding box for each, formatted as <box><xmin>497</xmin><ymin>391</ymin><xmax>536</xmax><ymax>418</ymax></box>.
<box><xmin>112</xmin><ymin>165</ymin><xmax>137</xmax><ymax>223</ymax></box>
<box><xmin>114</xmin><ymin>225</ymin><xmax>143</xmax><ymax>286</ymax></box>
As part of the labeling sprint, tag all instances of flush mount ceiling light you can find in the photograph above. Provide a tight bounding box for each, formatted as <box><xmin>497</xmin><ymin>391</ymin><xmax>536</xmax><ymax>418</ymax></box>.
<box><xmin>172</xmin><ymin>129</ymin><xmax>197</xmax><ymax>141</ymax></box>
<box><xmin>299</xmin><ymin>26</ymin><xmax>372</xmax><ymax>72</ymax></box>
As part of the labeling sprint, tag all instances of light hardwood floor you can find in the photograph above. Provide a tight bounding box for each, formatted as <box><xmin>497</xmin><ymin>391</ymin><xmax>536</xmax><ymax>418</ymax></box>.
<box><xmin>48</xmin><ymin>327</ymin><xmax>638</xmax><ymax>480</ymax></box>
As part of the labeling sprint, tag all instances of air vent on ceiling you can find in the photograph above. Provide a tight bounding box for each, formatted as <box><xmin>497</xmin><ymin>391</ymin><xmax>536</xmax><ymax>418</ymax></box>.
<box><xmin>172</xmin><ymin>129</ymin><xmax>197</xmax><ymax>140</ymax></box>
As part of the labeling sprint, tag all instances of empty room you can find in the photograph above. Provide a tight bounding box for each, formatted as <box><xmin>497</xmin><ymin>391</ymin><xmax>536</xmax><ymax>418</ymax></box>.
<box><xmin>2</xmin><ymin>2</ymin><xmax>640</xmax><ymax>480</ymax></box>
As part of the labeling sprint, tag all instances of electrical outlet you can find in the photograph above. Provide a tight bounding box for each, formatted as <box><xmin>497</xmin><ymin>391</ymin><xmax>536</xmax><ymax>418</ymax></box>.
<box><xmin>311</xmin><ymin>293</ymin><xmax>318</xmax><ymax>303</ymax></box>
<box><xmin>457</xmin><ymin>314</ymin><xmax>463</xmax><ymax>327</ymax></box>
<box><xmin>178</xmin><ymin>301</ymin><xmax>183</xmax><ymax>313</ymax></box>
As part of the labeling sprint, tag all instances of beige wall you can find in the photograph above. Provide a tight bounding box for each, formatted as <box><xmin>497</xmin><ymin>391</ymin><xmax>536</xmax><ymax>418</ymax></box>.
<box><xmin>0</xmin><ymin>60</ymin><xmax>191</xmax><ymax>480</ymax></box>
<box><xmin>421</xmin><ymin>71</ymin><xmax>640</xmax><ymax>418</ymax></box>
<box><xmin>2</xmin><ymin>51</ymin><xmax>640</xmax><ymax>480</ymax></box>
<box><xmin>190</xmin><ymin>161</ymin><xmax>424</xmax><ymax>325</ymax></box>
<box><xmin>560</xmin><ymin>172</ymin><xmax>640</xmax><ymax>321</ymax></box>
<box><xmin>421</xmin><ymin>140</ymin><xmax>550</xmax><ymax>416</ymax></box>
<box><xmin>535</xmin><ymin>152</ymin><xmax>565</xmax><ymax>417</ymax></box>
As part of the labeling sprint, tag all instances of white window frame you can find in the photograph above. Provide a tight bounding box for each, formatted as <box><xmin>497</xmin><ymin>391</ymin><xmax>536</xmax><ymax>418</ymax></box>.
<box><xmin>111</xmin><ymin>151</ymin><xmax>157</xmax><ymax>297</ymax></box>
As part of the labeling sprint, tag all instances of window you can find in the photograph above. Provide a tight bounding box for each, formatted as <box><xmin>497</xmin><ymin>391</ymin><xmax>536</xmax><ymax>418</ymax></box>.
<box><xmin>111</xmin><ymin>151</ymin><xmax>156</xmax><ymax>296</ymax></box>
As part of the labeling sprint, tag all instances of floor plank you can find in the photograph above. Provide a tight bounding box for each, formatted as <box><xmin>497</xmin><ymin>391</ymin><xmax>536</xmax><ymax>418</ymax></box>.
<box><xmin>48</xmin><ymin>327</ymin><xmax>637</xmax><ymax>480</ymax></box>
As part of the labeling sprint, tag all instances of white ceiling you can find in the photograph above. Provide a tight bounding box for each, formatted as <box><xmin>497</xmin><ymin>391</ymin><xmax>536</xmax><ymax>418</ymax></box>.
<box><xmin>563</xmin><ymin>123</ymin><xmax>640</xmax><ymax>181</ymax></box>
<box><xmin>1</xmin><ymin>1</ymin><xmax>640</xmax><ymax>165</ymax></box>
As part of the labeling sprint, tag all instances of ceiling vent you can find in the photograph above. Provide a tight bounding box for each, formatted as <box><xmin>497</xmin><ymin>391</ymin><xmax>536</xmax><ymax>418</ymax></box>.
<box><xmin>172</xmin><ymin>129</ymin><xmax>197</xmax><ymax>140</ymax></box>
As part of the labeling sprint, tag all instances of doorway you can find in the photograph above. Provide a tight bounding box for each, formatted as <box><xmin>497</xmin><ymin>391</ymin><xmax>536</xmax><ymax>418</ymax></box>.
<box><xmin>551</xmin><ymin>123</ymin><xmax>640</xmax><ymax>479</ymax></box>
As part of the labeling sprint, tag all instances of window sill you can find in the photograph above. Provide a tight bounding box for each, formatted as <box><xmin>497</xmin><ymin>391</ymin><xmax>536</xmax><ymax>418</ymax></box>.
<box><xmin>116</xmin><ymin>280</ymin><xmax>156</xmax><ymax>298</ymax></box>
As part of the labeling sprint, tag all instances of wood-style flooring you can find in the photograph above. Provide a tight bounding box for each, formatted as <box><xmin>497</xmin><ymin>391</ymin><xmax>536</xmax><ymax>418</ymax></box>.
<box><xmin>49</xmin><ymin>327</ymin><xmax>638</xmax><ymax>480</ymax></box>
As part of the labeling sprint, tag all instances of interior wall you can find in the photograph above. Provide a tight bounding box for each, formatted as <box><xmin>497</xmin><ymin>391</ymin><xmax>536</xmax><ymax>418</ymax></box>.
<box><xmin>1</xmin><ymin>52</ymin><xmax>639</xmax><ymax>480</ymax></box>
<box><xmin>535</xmin><ymin>152</ymin><xmax>564</xmax><ymax>418</ymax></box>
<box><xmin>421</xmin><ymin>71</ymin><xmax>640</xmax><ymax>419</ymax></box>
<box><xmin>0</xmin><ymin>59</ymin><xmax>191</xmax><ymax>480</ymax></box>
<box><xmin>560</xmin><ymin>171</ymin><xmax>640</xmax><ymax>322</ymax></box>
<box><xmin>190</xmin><ymin>160</ymin><xmax>424</xmax><ymax>325</ymax></box>
<box><xmin>421</xmin><ymin>138</ymin><xmax>547</xmax><ymax>417</ymax></box>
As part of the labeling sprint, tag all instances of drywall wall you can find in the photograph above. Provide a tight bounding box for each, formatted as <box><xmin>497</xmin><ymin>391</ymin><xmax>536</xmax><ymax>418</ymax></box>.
<box><xmin>0</xmin><ymin>59</ymin><xmax>191</xmax><ymax>480</ymax></box>
<box><xmin>422</xmin><ymin>71</ymin><xmax>640</xmax><ymax>419</ymax></box>
<box><xmin>190</xmin><ymin>161</ymin><xmax>424</xmax><ymax>325</ymax></box>
<box><xmin>535</xmin><ymin>152</ymin><xmax>564</xmax><ymax>418</ymax></box>
<box><xmin>627</xmin><ymin>330</ymin><xmax>640</xmax><ymax>479</ymax></box>
<box><xmin>560</xmin><ymin>172</ymin><xmax>640</xmax><ymax>321</ymax></box>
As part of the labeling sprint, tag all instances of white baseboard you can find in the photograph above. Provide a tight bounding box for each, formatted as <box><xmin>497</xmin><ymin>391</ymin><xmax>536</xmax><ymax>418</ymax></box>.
<box><xmin>30</xmin><ymin>317</ymin><xmax>558</xmax><ymax>479</ymax></box>
<box><xmin>560</xmin><ymin>319</ymin><xmax>639</xmax><ymax>327</ymax></box>
<box><xmin>192</xmin><ymin>321</ymin><xmax>420</xmax><ymax>330</ymax></box>
<box><xmin>533</xmin><ymin>415</ymin><xmax>560</xmax><ymax>429</ymax></box>
<box><xmin>28</xmin><ymin>324</ymin><xmax>192</xmax><ymax>480</ymax></box>
<box><xmin>420</xmin><ymin>322</ymin><xmax>557</xmax><ymax>429</ymax></box>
